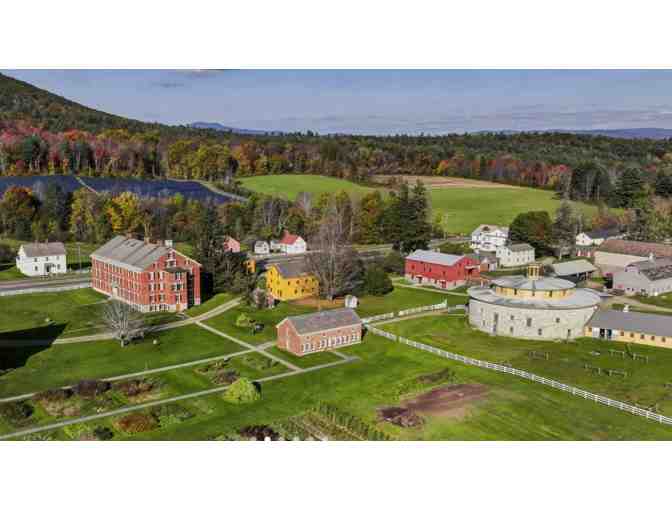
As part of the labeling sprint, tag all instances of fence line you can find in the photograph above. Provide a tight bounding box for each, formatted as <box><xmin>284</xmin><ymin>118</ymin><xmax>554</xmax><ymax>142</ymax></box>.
<box><xmin>362</xmin><ymin>301</ymin><xmax>467</xmax><ymax>324</ymax></box>
<box><xmin>366</xmin><ymin>325</ymin><xmax>672</xmax><ymax>426</ymax></box>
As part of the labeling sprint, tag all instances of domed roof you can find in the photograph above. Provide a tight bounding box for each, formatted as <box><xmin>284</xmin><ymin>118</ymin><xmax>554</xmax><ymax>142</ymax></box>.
<box><xmin>491</xmin><ymin>275</ymin><xmax>575</xmax><ymax>291</ymax></box>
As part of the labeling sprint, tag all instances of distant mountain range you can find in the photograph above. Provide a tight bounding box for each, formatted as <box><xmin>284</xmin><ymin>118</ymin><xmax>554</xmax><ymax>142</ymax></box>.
<box><xmin>188</xmin><ymin>122</ymin><xmax>283</xmax><ymax>135</ymax></box>
<box><xmin>478</xmin><ymin>128</ymin><xmax>672</xmax><ymax>140</ymax></box>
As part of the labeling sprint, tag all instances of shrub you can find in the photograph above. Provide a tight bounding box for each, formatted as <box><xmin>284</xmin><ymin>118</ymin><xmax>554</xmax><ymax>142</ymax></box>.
<box><xmin>222</xmin><ymin>377</ymin><xmax>260</xmax><ymax>404</ymax></box>
<box><xmin>382</xmin><ymin>250</ymin><xmax>405</xmax><ymax>275</ymax></box>
<box><xmin>240</xmin><ymin>354</ymin><xmax>278</xmax><ymax>372</ymax></box>
<box><xmin>115</xmin><ymin>412</ymin><xmax>159</xmax><ymax>434</ymax></box>
<box><xmin>152</xmin><ymin>404</ymin><xmax>194</xmax><ymax>428</ymax></box>
<box><xmin>73</xmin><ymin>379</ymin><xmax>111</xmax><ymax>398</ymax></box>
<box><xmin>93</xmin><ymin>426</ymin><xmax>114</xmax><ymax>441</ymax></box>
<box><xmin>0</xmin><ymin>243</ymin><xmax>14</xmax><ymax>264</ymax></box>
<box><xmin>211</xmin><ymin>369</ymin><xmax>240</xmax><ymax>385</ymax></box>
<box><xmin>363</xmin><ymin>266</ymin><xmax>393</xmax><ymax>296</ymax></box>
<box><xmin>34</xmin><ymin>388</ymin><xmax>72</xmax><ymax>403</ymax></box>
<box><xmin>238</xmin><ymin>425</ymin><xmax>279</xmax><ymax>441</ymax></box>
<box><xmin>0</xmin><ymin>400</ymin><xmax>34</xmax><ymax>426</ymax></box>
<box><xmin>235</xmin><ymin>313</ymin><xmax>255</xmax><ymax>328</ymax></box>
<box><xmin>114</xmin><ymin>378</ymin><xmax>155</xmax><ymax>397</ymax></box>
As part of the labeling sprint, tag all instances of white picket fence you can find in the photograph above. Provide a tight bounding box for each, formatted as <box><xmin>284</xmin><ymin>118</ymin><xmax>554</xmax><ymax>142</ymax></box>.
<box><xmin>366</xmin><ymin>325</ymin><xmax>672</xmax><ymax>426</ymax></box>
<box><xmin>362</xmin><ymin>301</ymin><xmax>467</xmax><ymax>324</ymax></box>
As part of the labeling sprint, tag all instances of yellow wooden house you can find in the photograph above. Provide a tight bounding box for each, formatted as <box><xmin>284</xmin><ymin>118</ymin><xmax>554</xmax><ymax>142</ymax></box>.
<box><xmin>266</xmin><ymin>260</ymin><xmax>319</xmax><ymax>301</ymax></box>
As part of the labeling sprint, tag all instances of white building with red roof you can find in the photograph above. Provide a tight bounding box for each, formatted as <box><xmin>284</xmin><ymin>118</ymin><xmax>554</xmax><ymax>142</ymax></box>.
<box><xmin>277</xmin><ymin>231</ymin><xmax>307</xmax><ymax>254</ymax></box>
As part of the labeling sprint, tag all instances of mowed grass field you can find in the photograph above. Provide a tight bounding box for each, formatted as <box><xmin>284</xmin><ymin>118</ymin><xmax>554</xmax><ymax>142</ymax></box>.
<box><xmin>239</xmin><ymin>175</ymin><xmax>600</xmax><ymax>235</ymax></box>
<box><xmin>381</xmin><ymin>315</ymin><xmax>672</xmax><ymax>415</ymax></box>
<box><xmin>33</xmin><ymin>333</ymin><xmax>672</xmax><ymax>441</ymax></box>
<box><xmin>240</xmin><ymin>174</ymin><xmax>377</xmax><ymax>200</ymax></box>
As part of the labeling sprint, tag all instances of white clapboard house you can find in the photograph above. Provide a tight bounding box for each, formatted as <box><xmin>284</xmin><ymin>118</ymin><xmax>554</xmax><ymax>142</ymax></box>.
<box><xmin>16</xmin><ymin>242</ymin><xmax>67</xmax><ymax>276</ymax></box>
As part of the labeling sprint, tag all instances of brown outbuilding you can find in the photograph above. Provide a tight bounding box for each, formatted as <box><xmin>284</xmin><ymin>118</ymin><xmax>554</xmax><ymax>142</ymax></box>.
<box><xmin>276</xmin><ymin>308</ymin><xmax>363</xmax><ymax>356</ymax></box>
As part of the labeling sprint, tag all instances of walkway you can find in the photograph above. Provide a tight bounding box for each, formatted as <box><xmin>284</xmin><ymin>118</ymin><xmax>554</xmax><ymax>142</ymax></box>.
<box><xmin>0</xmin><ymin>357</ymin><xmax>355</xmax><ymax>440</ymax></box>
<box><xmin>1</xmin><ymin>296</ymin><xmax>243</xmax><ymax>346</ymax></box>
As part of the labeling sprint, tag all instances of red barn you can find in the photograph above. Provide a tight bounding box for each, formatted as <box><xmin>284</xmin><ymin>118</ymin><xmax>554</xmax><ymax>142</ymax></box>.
<box><xmin>405</xmin><ymin>249</ymin><xmax>480</xmax><ymax>289</ymax></box>
<box><xmin>91</xmin><ymin>236</ymin><xmax>201</xmax><ymax>313</ymax></box>
<box><xmin>277</xmin><ymin>308</ymin><xmax>363</xmax><ymax>356</ymax></box>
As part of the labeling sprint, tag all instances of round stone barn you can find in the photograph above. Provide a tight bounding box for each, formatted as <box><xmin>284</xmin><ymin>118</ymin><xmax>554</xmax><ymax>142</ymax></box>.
<box><xmin>467</xmin><ymin>265</ymin><xmax>602</xmax><ymax>340</ymax></box>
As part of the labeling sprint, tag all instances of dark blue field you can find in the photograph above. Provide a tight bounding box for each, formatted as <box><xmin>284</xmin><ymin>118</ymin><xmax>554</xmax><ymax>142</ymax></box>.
<box><xmin>0</xmin><ymin>175</ymin><xmax>244</xmax><ymax>204</ymax></box>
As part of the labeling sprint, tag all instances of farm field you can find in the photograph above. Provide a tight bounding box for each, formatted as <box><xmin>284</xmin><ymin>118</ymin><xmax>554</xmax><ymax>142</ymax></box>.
<box><xmin>380</xmin><ymin>315</ymin><xmax>672</xmax><ymax>415</ymax></box>
<box><xmin>29</xmin><ymin>332</ymin><xmax>672</xmax><ymax>441</ymax></box>
<box><xmin>0</xmin><ymin>324</ymin><xmax>244</xmax><ymax>398</ymax></box>
<box><xmin>240</xmin><ymin>174</ymin><xmax>378</xmax><ymax>200</ymax></box>
<box><xmin>0</xmin><ymin>287</ymin><xmax>176</xmax><ymax>341</ymax></box>
<box><xmin>238</xmin><ymin>174</ymin><xmax>600</xmax><ymax>235</ymax></box>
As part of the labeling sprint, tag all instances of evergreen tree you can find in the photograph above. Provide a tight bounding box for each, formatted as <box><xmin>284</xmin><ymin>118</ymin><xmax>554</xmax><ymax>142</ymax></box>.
<box><xmin>655</xmin><ymin>171</ymin><xmax>672</xmax><ymax>198</ymax></box>
<box><xmin>610</xmin><ymin>166</ymin><xmax>647</xmax><ymax>208</ymax></box>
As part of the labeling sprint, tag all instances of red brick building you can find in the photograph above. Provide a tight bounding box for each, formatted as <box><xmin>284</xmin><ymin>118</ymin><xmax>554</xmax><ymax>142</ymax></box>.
<box><xmin>276</xmin><ymin>308</ymin><xmax>363</xmax><ymax>356</ymax></box>
<box><xmin>405</xmin><ymin>249</ymin><xmax>480</xmax><ymax>289</ymax></box>
<box><xmin>91</xmin><ymin>236</ymin><xmax>201</xmax><ymax>313</ymax></box>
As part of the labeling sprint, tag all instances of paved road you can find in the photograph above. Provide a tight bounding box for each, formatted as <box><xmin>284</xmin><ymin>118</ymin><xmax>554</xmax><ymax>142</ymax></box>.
<box><xmin>0</xmin><ymin>275</ymin><xmax>91</xmax><ymax>293</ymax></box>
<box><xmin>0</xmin><ymin>356</ymin><xmax>355</xmax><ymax>440</ymax></box>
<box><xmin>0</xmin><ymin>296</ymin><xmax>243</xmax><ymax>346</ymax></box>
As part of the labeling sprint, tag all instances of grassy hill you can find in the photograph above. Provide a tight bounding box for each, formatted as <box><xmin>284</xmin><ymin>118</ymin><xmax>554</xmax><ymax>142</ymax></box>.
<box><xmin>240</xmin><ymin>174</ymin><xmax>599</xmax><ymax>233</ymax></box>
<box><xmin>240</xmin><ymin>174</ymin><xmax>378</xmax><ymax>199</ymax></box>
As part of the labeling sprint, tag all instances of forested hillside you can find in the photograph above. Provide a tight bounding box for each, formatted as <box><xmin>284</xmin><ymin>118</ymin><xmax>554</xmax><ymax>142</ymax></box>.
<box><xmin>2</xmin><ymin>72</ymin><xmax>672</xmax><ymax>208</ymax></box>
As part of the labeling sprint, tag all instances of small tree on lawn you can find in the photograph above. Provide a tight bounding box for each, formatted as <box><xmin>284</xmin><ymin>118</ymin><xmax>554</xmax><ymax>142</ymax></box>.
<box><xmin>101</xmin><ymin>299</ymin><xmax>146</xmax><ymax>346</ymax></box>
<box><xmin>223</xmin><ymin>377</ymin><xmax>260</xmax><ymax>404</ymax></box>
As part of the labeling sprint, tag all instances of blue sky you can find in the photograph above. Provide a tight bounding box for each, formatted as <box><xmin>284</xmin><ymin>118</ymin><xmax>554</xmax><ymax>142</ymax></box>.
<box><xmin>5</xmin><ymin>69</ymin><xmax>672</xmax><ymax>134</ymax></box>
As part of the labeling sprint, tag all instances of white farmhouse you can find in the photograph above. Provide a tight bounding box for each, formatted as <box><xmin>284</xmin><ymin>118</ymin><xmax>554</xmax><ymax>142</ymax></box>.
<box><xmin>16</xmin><ymin>242</ymin><xmax>67</xmax><ymax>276</ymax></box>
<box><xmin>496</xmin><ymin>243</ymin><xmax>535</xmax><ymax>268</ymax></box>
<box><xmin>254</xmin><ymin>240</ymin><xmax>270</xmax><ymax>255</ymax></box>
<box><xmin>277</xmin><ymin>231</ymin><xmax>307</xmax><ymax>255</ymax></box>
<box><xmin>575</xmin><ymin>228</ymin><xmax>622</xmax><ymax>257</ymax></box>
<box><xmin>470</xmin><ymin>224</ymin><xmax>509</xmax><ymax>252</ymax></box>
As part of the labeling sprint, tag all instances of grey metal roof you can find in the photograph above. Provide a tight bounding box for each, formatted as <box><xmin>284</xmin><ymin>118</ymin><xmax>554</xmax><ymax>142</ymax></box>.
<box><xmin>21</xmin><ymin>242</ymin><xmax>66</xmax><ymax>257</ymax></box>
<box><xmin>628</xmin><ymin>257</ymin><xmax>672</xmax><ymax>282</ymax></box>
<box><xmin>271</xmin><ymin>260</ymin><xmax>312</xmax><ymax>279</ymax></box>
<box><xmin>91</xmin><ymin>236</ymin><xmax>168</xmax><ymax>271</ymax></box>
<box><xmin>492</xmin><ymin>275</ymin><xmax>575</xmax><ymax>291</ymax></box>
<box><xmin>282</xmin><ymin>308</ymin><xmax>362</xmax><ymax>335</ymax></box>
<box><xmin>552</xmin><ymin>259</ymin><xmax>598</xmax><ymax>276</ymax></box>
<box><xmin>586</xmin><ymin>309</ymin><xmax>672</xmax><ymax>337</ymax></box>
<box><xmin>406</xmin><ymin>249</ymin><xmax>465</xmax><ymax>266</ymax></box>
<box><xmin>507</xmin><ymin>243</ymin><xmax>535</xmax><ymax>253</ymax></box>
<box><xmin>468</xmin><ymin>285</ymin><xmax>602</xmax><ymax>310</ymax></box>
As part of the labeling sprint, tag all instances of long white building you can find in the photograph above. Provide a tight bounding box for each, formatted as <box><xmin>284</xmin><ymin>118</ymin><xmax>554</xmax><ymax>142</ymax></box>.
<box><xmin>16</xmin><ymin>242</ymin><xmax>67</xmax><ymax>277</ymax></box>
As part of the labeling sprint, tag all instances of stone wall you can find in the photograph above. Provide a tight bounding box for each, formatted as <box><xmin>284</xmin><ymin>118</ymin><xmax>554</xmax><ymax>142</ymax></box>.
<box><xmin>469</xmin><ymin>299</ymin><xmax>598</xmax><ymax>340</ymax></box>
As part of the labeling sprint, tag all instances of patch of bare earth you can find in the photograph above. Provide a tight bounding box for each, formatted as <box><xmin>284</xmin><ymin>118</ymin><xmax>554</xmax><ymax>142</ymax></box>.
<box><xmin>403</xmin><ymin>383</ymin><xmax>489</xmax><ymax>419</ymax></box>
<box><xmin>372</xmin><ymin>175</ymin><xmax>516</xmax><ymax>189</ymax></box>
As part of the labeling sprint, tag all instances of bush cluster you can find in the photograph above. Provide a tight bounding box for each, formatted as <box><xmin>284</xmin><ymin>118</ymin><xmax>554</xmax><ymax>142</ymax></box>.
<box><xmin>238</xmin><ymin>425</ymin><xmax>280</xmax><ymax>441</ymax></box>
<box><xmin>93</xmin><ymin>426</ymin><xmax>114</xmax><ymax>441</ymax></box>
<box><xmin>240</xmin><ymin>354</ymin><xmax>278</xmax><ymax>372</ymax></box>
<box><xmin>0</xmin><ymin>400</ymin><xmax>34</xmax><ymax>426</ymax></box>
<box><xmin>73</xmin><ymin>379</ymin><xmax>111</xmax><ymax>398</ymax></box>
<box><xmin>114</xmin><ymin>378</ymin><xmax>155</xmax><ymax>397</ymax></box>
<box><xmin>361</xmin><ymin>266</ymin><xmax>393</xmax><ymax>296</ymax></box>
<box><xmin>115</xmin><ymin>412</ymin><xmax>159</xmax><ymax>434</ymax></box>
<box><xmin>222</xmin><ymin>377</ymin><xmax>261</xmax><ymax>404</ymax></box>
<box><xmin>34</xmin><ymin>388</ymin><xmax>73</xmax><ymax>403</ymax></box>
<box><xmin>151</xmin><ymin>404</ymin><xmax>194</xmax><ymax>428</ymax></box>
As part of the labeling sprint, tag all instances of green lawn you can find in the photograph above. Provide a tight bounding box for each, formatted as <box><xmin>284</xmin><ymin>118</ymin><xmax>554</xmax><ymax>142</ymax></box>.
<box><xmin>0</xmin><ymin>263</ymin><xmax>25</xmax><ymax>281</ymax></box>
<box><xmin>240</xmin><ymin>174</ymin><xmax>378</xmax><ymax>201</ymax></box>
<box><xmin>184</xmin><ymin>292</ymin><xmax>235</xmax><ymax>317</ymax></box>
<box><xmin>381</xmin><ymin>315</ymin><xmax>672</xmax><ymax>415</ymax></box>
<box><xmin>632</xmin><ymin>292</ymin><xmax>672</xmax><ymax>310</ymax></box>
<box><xmin>265</xmin><ymin>345</ymin><xmax>342</xmax><ymax>369</ymax></box>
<box><xmin>429</xmin><ymin>186</ymin><xmax>600</xmax><ymax>235</ymax></box>
<box><xmin>203</xmin><ymin>301</ymin><xmax>315</xmax><ymax>345</ymax></box>
<box><xmin>357</xmin><ymin>286</ymin><xmax>468</xmax><ymax>317</ymax></box>
<box><xmin>55</xmin><ymin>332</ymin><xmax>672</xmax><ymax>441</ymax></box>
<box><xmin>0</xmin><ymin>324</ymin><xmax>244</xmax><ymax>398</ymax></box>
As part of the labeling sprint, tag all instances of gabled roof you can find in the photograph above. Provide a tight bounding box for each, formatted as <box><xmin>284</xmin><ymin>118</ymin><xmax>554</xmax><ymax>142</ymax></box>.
<box><xmin>582</xmin><ymin>228</ymin><xmax>621</xmax><ymax>240</ymax></box>
<box><xmin>280</xmin><ymin>308</ymin><xmax>361</xmax><ymax>335</ymax></box>
<box><xmin>20</xmin><ymin>242</ymin><xmax>66</xmax><ymax>258</ymax></box>
<box><xmin>587</xmin><ymin>310</ymin><xmax>672</xmax><ymax>338</ymax></box>
<box><xmin>552</xmin><ymin>259</ymin><xmax>598</xmax><ymax>276</ymax></box>
<box><xmin>280</xmin><ymin>231</ymin><xmax>303</xmax><ymax>245</ymax></box>
<box><xmin>506</xmin><ymin>243</ymin><xmax>534</xmax><ymax>253</ymax></box>
<box><xmin>596</xmin><ymin>239</ymin><xmax>672</xmax><ymax>258</ymax></box>
<box><xmin>472</xmin><ymin>224</ymin><xmax>509</xmax><ymax>236</ymax></box>
<box><xmin>406</xmin><ymin>249</ymin><xmax>466</xmax><ymax>266</ymax></box>
<box><xmin>271</xmin><ymin>260</ymin><xmax>313</xmax><ymax>279</ymax></box>
<box><xmin>628</xmin><ymin>257</ymin><xmax>672</xmax><ymax>282</ymax></box>
<box><xmin>91</xmin><ymin>236</ymin><xmax>198</xmax><ymax>272</ymax></box>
